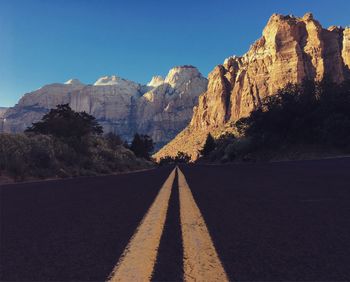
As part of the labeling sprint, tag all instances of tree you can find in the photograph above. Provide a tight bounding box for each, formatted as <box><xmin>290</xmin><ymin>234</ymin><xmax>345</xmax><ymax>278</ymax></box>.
<box><xmin>130</xmin><ymin>134</ymin><xmax>154</xmax><ymax>160</ymax></box>
<box><xmin>158</xmin><ymin>156</ymin><xmax>175</xmax><ymax>166</ymax></box>
<box><xmin>174</xmin><ymin>151</ymin><xmax>191</xmax><ymax>163</ymax></box>
<box><xmin>199</xmin><ymin>133</ymin><xmax>216</xmax><ymax>157</ymax></box>
<box><xmin>234</xmin><ymin>79</ymin><xmax>350</xmax><ymax>151</ymax></box>
<box><xmin>105</xmin><ymin>132</ymin><xmax>123</xmax><ymax>150</ymax></box>
<box><xmin>158</xmin><ymin>151</ymin><xmax>191</xmax><ymax>166</ymax></box>
<box><xmin>25</xmin><ymin>104</ymin><xmax>103</xmax><ymax>139</ymax></box>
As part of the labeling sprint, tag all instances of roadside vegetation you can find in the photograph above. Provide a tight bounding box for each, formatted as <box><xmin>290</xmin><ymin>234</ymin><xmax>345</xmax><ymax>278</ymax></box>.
<box><xmin>0</xmin><ymin>104</ymin><xmax>153</xmax><ymax>182</ymax></box>
<box><xmin>129</xmin><ymin>133</ymin><xmax>154</xmax><ymax>160</ymax></box>
<box><xmin>158</xmin><ymin>151</ymin><xmax>191</xmax><ymax>165</ymax></box>
<box><xmin>197</xmin><ymin>79</ymin><xmax>350</xmax><ymax>162</ymax></box>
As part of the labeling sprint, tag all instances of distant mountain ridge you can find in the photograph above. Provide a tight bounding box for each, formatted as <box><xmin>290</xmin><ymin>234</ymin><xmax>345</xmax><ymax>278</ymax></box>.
<box><xmin>1</xmin><ymin>66</ymin><xmax>208</xmax><ymax>148</ymax></box>
<box><xmin>155</xmin><ymin>13</ymin><xmax>350</xmax><ymax>160</ymax></box>
<box><xmin>0</xmin><ymin>107</ymin><xmax>8</xmax><ymax>117</ymax></box>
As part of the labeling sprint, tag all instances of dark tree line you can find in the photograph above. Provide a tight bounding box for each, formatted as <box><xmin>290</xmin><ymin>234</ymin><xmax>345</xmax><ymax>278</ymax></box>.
<box><xmin>0</xmin><ymin>104</ymin><xmax>157</xmax><ymax>180</ymax></box>
<box><xmin>236</xmin><ymin>79</ymin><xmax>350</xmax><ymax>151</ymax></box>
<box><xmin>129</xmin><ymin>133</ymin><xmax>154</xmax><ymax>160</ymax></box>
<box><xmin>199</xmin><ymin>133</ymin><xmax>216</xmax><ymax>157</ymax></box>
<box><xmin>158</xmin><ymin>151</ymin><xmax>191</xmax><ymax>165</ymax></box>
<box><xmin>196</xmin><ymin>79</ymin><xmax>350</xmax><ymax>163</ymax></box>
<box><xmin>25</xmin><ymin>104</ymin><xmax>155</xmax><ymax>160</ymax></box>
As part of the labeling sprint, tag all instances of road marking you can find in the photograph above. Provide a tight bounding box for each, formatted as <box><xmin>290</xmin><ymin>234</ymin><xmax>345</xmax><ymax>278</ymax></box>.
<box><xmin>177</xmin><ymin>167</ymin><xmax>229</xmax><ymax>282</ymax></box>
<box><xmin>108</xmin><ymin>168</ymin><xmax>176</xmax><ymax>282</ymax></box>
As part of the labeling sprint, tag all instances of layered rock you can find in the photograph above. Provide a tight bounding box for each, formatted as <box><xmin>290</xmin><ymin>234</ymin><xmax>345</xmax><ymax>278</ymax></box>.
<box><xmin>2</xmin><ymin>66</ymin><xmax>207</xmax><ymax>148</ymax></box>
<box><xmin>155</xmin><ymin>13</ymin><xmax>350</xmax><ymax>160</ymax></box>
<box><xmin>137</xmin><ymin>66</ymin><xmax>208</xmax><ymax>147</ymax></box>
<box><xmin>343</xmin><ymin>27</ymin><xmax>350</xmax><ymax>71</ymax></box>
<box><xmin>0</xmin><ymin>107</ymin><xmax>8</xmax><ymax>133</ymax></box>
<box><xmin>0</xmin><ymin>107</ymin><xmax>7</xmax><ymax>118</ymax></box>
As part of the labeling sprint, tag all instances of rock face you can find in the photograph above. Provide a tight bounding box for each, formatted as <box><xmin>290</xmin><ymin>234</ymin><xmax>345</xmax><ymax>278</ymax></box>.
<box><xmin>2</xmin><ymin>66</ymin><xmax>207</xmax><ymax>148</ymax></box>
<box><xmin>343</xmin><ymin>27</ymin><xmax>350</xmax><ymax>71</ymax></box>
<box><xmin>0</xmin><ymin>107</ymin><xmax>7</xmax><ymax>118</ymax></box>
<box><xmin>155</xmin><ymin>13</ymin><xmax>350</xmax><ymax>160</ymax></box>
<box><xmin>0</xmin><ymin>107</ymin><xmax>8</xmax><ymax>133</ymax></box>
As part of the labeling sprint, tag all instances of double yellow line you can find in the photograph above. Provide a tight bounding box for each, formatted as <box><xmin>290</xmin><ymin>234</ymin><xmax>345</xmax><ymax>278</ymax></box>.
<box><xmin>108</xmin><ymin>167</ymin><xmax>228</xmax><ymax>282</ymax></box>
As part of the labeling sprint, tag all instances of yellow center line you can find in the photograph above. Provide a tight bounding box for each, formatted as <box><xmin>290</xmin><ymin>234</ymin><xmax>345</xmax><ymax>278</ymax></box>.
<box><xmin>177</xmin><ymin>167</ymin><xmax>229</xmax><ymax>282</ymax></box>
<box><xmin>107</xmin><ymin>168</ymin><xmax>176</xmax><ymax>282</ymax></box>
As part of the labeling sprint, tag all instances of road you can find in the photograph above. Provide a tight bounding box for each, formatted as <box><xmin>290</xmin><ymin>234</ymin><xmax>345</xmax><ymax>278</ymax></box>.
<box><xmin>1</xmin><ymin>158</ymin><xmax>350</xmax><ymax>281</ymax></box>
<box><xmin>181</xmin><ymin>159</ymin><xmax>350</xmax><ymax>281</ymax></box>
<box><xmin>0</xmin><ymin>168</ymin><xmax>172</xmax><ymax>281</ymax></box>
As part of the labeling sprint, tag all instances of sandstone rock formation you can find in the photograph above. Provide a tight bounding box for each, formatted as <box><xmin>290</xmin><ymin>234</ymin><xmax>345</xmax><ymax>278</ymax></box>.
<box><xmin>155</xmin><ymin>13</ymin><xmax>350</xmax><ymax>160</ymax></box>
<box><xmin>2</xmin><ymin>66</ymin><xmax>207</xmax><ymax>148</ymax></box>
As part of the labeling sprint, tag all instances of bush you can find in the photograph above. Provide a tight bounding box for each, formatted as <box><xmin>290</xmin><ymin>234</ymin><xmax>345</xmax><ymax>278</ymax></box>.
<box><xmin>105</xmin><ymin>132</ymin><xmax>124</xmax><ymax>150</ymax></box>
<box><xmin>159</xmin><ymin>151</ymin><xmax>191</xmax><ymax>165</ymax></box>
<box><xmin>196</xmin><ymin>79</ymin><xmax>350</xmax><ymax>163</ymax></box>
<box><xmin>0</xmin><ymin>134</ymin><xmax>30</xmax><ymax>180</ymax></box>
<box><xmin>0</xmin><ymin>106</ymin><xmax>153</xmax><ymax>181</ymax></box>
<box><xmin>130</xmin><ymin>134</ymin><xmax>154</xmax><ymax>160</ymax></box>
<box><xmin>25</xmin><ymin>104</ymin><xmax>103</xmax><ymax>139</ymax></box>
<box><xmin>199</xmin><ymin>133</ymin><xmax>216</xmax><ymax>158</ymax></box>
<box><xmin>236</xmin><ymin>79</ymin><xmax>350</xmax><ymax>152</ymax></box>
<box><xmin>0</xmin><ymin>133</ymin><xmax>151</xmax><ymax>181</ymax></box>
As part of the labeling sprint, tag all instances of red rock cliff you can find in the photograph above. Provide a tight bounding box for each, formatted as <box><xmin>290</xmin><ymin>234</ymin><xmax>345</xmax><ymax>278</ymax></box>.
<box><xmin>155</xmin><ymin>13</ymin><xmax>350</xmax><ymax>160</ymax></box>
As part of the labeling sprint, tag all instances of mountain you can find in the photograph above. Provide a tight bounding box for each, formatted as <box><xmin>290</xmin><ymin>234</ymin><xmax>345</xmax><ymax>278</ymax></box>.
<box><xmin>155</xmin><ymin>13</ymin><xmax>350</xmax><ymax>160</ymax></box>
<box><xmin>0</xmin><ymin>107</ymin><xmax>8</xmax><ymax>132</ymax></box>
<box><xmin>0</xmin><ymin>107</ymin><xmax>8</xmax><ymax>118</ymax></box>
<box><xmin>2</xmin><ymin>66</ymin><xmax>207</xmax><ymax>148</ymax></box>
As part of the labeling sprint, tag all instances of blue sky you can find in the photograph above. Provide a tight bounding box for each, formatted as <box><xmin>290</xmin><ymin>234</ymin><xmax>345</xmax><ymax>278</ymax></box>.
<box><xmin>0</xmin><ymin>0</ymin><xmax>349</xmax><ymax>107</ymax></box>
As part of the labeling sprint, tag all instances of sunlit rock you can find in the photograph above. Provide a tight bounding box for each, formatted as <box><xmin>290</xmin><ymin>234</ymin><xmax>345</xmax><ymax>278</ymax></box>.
<box><xmin>3</xmin><ymin>67</ymin><xmax>207</xmax><ymax>148</ymax></box>
<box><xmin>155</xmin><ymin>13</ymin><xmax>350</xmax><ymax>160</ymax></box>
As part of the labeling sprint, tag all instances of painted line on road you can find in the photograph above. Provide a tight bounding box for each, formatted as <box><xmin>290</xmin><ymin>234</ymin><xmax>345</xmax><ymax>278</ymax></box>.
<box><xmin>108</xmin><ymin>168</ymin><xmax>176</xmax><ymax>282</ymax></box>
<box><xmin>177</xmin><ymin>167</ymin><xmax>229</xmax><ymax>282</ymax></box>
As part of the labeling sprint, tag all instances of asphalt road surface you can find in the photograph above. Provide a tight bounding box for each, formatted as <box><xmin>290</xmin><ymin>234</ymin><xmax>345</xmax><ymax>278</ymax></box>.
<box><xmin>0</xmin><ymin>167</ymin><xmax>173</xmax><ymax>281</ymax></box>
<box><xmin>181</xmin><ymin>158</ymin><xmax>350</xmax><ymax>281</ymax></box>
<box><xmin>1</xmin><ymin>158</ymin><xmax>350</xmax><ymax>281</ymax></box>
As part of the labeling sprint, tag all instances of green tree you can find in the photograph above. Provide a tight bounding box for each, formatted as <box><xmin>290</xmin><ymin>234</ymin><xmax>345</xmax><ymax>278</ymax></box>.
<box><xmin>158</xmin><ymin>156</ymin><xmax>175</xmax><ymax>166</ymax></box>
<box><xmin>174</xmin><ymin>151</ymin><xmax>191</xmax><ymax>163</ymax></box>
<box><xmin>25</xmin><ymin>104</ymin><xmax>103</xmax><ymax>139</ymax></box>
<box><xmin>104</xmin><ymin>132</ymin><xmax>123</xmax><ymax>150</ymax></box>
<box><xmin>235</xmin><ymin>79</ymin><xmax>350</xmax><ymax>152</ymax></box>
<box><xmin>130</xmin><ymin>134</ymin><xmax>154</xmax><ymax>160</ymax></box>
<box><xmin>158</xmin><ymin>151</ymin><xmax>191</xmax><ymax>166</ymax></box>
<box><xmin>199</xmin><ymin>133</ymin><xmax>216</xmax><ymax>157</ymax></box>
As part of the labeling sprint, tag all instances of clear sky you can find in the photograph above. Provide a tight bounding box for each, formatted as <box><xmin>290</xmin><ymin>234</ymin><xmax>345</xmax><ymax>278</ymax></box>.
<box><xmin>0</xmin><ymin>0</ymin><xmax>349</xmax><ymax>107</ymax></box>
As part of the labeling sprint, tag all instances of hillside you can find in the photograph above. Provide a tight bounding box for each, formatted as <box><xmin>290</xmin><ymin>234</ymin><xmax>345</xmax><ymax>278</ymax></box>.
<box><xmin>2</xmin><ymin>66</ymin><xmax>207</xmax><ymax>149</ymax></box>
<box><xmin>155</xmin><ymin>13</ymin><xmax>350</xmax><ymax>160</ymax></box>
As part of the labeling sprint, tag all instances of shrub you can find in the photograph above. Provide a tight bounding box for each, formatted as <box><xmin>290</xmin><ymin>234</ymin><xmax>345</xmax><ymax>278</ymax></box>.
<box><xmin>1</xmin><ymin>105</ymin><xmax>155</xmax><ymax>181</ymax></box>
<box><xmin>130</xmin><ymin>134</ymin><xmax>154</xmax><ymax>160</ymax></box>
<box><xmin>236</xmin><ymin>79</ymin><xmax>350</xmax><ymax>152</ymax></box>
<box><xmin>159</xmin><ymin>151</ymin><xmax>191</xmax><ymax>165</ymax></box>
<box><xmin>25</xmin><ymin>104</ymin><xmax>103</xmax><ymax>139</ymax></box>
<box><xmin>196</xmin><ymin>79</ymin><xmax>350</xmax><ymax>163</ymax></box>
<box><xmin>0</xmin><ymin>134</ymin><xmax>30</xmax><ymax>180</ymax></box>
<box><xmin>199</xmin><ymin>133</ymin><xmax>216</xmax><ymax>158</ymax></box>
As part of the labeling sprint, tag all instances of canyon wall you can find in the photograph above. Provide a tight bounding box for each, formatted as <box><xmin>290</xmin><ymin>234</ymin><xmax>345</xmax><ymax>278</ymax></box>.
<box><xmin>155</xmin><ymin>13</ymin><xmax>350</xmax><ymax>160</ymax></box>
